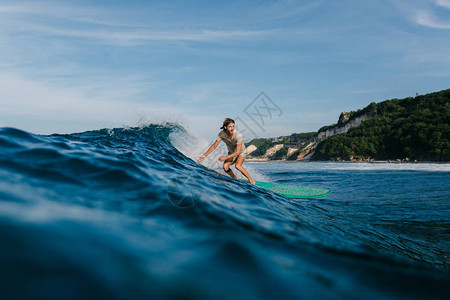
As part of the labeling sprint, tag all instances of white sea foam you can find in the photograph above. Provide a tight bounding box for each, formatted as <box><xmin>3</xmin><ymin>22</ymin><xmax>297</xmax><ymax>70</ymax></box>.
<box><xmin>168</xmin><ymin>125</ymin><xmax>269</xmax><ymax>182</ymax></box>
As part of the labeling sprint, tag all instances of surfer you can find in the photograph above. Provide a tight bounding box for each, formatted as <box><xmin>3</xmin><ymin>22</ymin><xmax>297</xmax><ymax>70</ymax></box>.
<box><xmin>197</xmin><ymin>118</ymin><xmax>255</xmax><ymax>185</ymax></box>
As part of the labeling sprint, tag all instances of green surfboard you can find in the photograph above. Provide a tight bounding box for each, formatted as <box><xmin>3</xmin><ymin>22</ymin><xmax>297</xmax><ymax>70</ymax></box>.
<box><xmin>255</xmin><ymin>181</ymin><xmax>331</xmax><ymax>199</ymax></box>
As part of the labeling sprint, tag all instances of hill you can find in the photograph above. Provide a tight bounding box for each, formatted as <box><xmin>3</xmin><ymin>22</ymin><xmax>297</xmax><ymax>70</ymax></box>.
<box><xmin>246</xmin><ymin>89</ymin><xmax>450</xmax><ymax>162</ymax></box>
<box><xmin>313</xmin><ymin>89</ymin><xmax>450</xmax><ymax>161</ymax></box>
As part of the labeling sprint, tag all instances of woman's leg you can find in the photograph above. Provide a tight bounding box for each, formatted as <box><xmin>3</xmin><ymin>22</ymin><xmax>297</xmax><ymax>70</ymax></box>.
<box><xmin>223</xmin><ymin>157</ymin><xmax>237</xmax><ymax>179</ymax></box>
<box><xmin>234</xmin><ymin>155</ymin><xmax>255</xmax><ymax>184</ymax></box>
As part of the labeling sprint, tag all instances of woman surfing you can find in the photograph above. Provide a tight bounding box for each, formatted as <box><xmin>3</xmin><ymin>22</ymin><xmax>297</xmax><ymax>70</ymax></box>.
<box><xmin>197</xmin><ymin>118</ymin><xmax>255</xmax><ymax>184</ymax></box>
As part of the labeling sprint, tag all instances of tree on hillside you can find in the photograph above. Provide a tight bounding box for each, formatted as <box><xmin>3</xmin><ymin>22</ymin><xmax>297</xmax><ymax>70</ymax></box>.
<box><xmin>312</xmin><ymin>89</ymin><xmax>450</xmax><ymax>161</ymax></box>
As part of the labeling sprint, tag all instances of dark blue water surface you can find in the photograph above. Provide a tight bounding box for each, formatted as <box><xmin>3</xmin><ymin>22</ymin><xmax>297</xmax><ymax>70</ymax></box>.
<box><xmin>0</xmin><ymin>125</ymin><xmax>449</xmax><ymax>299</ymax></box>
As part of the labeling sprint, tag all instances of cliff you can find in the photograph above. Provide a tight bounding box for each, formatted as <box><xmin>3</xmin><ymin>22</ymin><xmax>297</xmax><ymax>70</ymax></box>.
<box><xmin>317</xmin><ymin>111</ymin><xmax>376</xmax><ymax>141</ymax></box>
<box><xmin>246</xmin><ymin>109</ymin><xmax>376</xmax><ymax>161</ymax></box>
<box><xmin>312</xmin><ymin>89</ymin><xmax>449</xmax><ymax>161</ymax></box>
<box><xmin>246</xmin><ymin>88</ymin><xmax>450</xmax><ymax>162</ymax></box>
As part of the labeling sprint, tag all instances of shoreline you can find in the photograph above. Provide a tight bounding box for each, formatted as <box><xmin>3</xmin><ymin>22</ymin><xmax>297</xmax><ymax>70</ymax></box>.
<box><xmin>245</xmin><ymin>158</ymin><xmax>450</xmax><ymax>163</ymax></box>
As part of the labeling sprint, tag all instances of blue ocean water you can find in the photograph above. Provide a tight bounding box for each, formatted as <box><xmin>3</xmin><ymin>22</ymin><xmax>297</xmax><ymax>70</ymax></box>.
<box><xmin>0</xmin><ymin>124</ymin><xmax>449</xmax><ymax>299</ymax></box>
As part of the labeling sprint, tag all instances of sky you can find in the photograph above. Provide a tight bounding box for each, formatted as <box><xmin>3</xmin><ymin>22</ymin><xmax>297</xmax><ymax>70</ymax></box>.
<box><xmin>1</xmin><ymin>0</ymin><xmax>450</xmax><ymax>142</ymax></box>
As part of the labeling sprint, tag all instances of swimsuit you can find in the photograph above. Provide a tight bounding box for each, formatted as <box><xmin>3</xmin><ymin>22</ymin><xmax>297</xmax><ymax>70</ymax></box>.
<box><xmin>216</xmin><ymin>129</ymin><xmax>248</xmax><ymax>162</ymax></box>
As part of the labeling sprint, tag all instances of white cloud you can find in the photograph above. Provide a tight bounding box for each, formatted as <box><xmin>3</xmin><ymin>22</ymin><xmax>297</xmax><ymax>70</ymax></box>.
<box><xmin>0</xmin><ymin>71</ymin><xmax>257</xmax><ymax>139</ymax></box>
<box><xmin>0</xmin><ymin>1</ymin><xmax>324</xmax><ymax>47</ymax></box>
<box><xmin>435</xmin><ymin>0</ymin><xmax>450</xmax><ymax>8</ymax></box>
<box><xmin>30</xmin><ymin>26</ymin><xmax>275</xmax><ymax>45</ymax></box>
<box><xmin>416</xmin><ymin>10</ymin><xmax>450</xmax><ymax>29</ymax></box>
<box><xmin>0</xmin><ymin>72</ymin><xmax>187</xmax><ymax>134</ymax></box>
<box><xmin>0</xmin><ymin>20</ymin><xmax>277</xmax><ymax>48</ymax></box>
<box><xmin>0</xmin><ymin>2</ymin><xmax>280</xmax><ymax>45</ymax></box>
<box><xmin>389</xmin><ymin>0</ymin><xmax>450</xmax><ymax>29</ymax></box>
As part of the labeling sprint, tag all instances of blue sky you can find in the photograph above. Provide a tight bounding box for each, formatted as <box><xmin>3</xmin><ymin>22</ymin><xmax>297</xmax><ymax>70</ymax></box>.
<box><xmin>1</xmin><ymin>0</ymin><xmax>449</xmax><ymax>141</ymax></box>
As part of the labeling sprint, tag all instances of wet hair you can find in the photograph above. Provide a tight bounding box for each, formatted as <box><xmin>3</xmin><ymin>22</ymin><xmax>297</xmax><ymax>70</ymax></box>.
<box><xmin>220</xmin><ymin>118</ymin><xmax>235</xmax><ymax>130</ymax></box>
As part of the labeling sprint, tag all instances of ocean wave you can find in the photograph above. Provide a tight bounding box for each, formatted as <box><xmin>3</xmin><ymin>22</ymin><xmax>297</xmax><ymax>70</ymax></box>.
<box><xmin>0</xmin><ymin>124</ymin><xmax>449</xmax><ymax>299</ymax></box>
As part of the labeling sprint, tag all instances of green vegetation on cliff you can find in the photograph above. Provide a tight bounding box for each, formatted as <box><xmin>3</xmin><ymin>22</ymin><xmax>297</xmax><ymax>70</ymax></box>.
<box><xmin>270</xmin><ymin>147</ymin><xmax>288</xmax><ymax>160</ymax></box>
<box><xmin>287</xmin><ymin>149</ymin><xmax>301</xmax><ymax>160</ymax></box>
<box><xmin>289</xmin><ymin>132</ymin><xmax>317</xmax><ymax>141</ymax></box>
<box><xmin>245</xmin><ymin>138</ymin><xmax>275</xmax><ymax>157</ymax></box>
<box><xmin>313</xmin><ymin>89</ymin><xmax>450</xmax><ymax>161</ymax></box>
<box><xmin>246</xmin><ymin>131</ymin><xmax>315</xmax><ymax>159</ymax></box>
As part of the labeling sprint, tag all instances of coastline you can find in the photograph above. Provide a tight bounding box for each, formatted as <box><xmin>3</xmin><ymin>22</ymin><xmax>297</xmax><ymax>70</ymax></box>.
<box><xmin>245</xmin><ymin>158</ymin><xmax>450</xmax><ymax>163</ymax></box>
